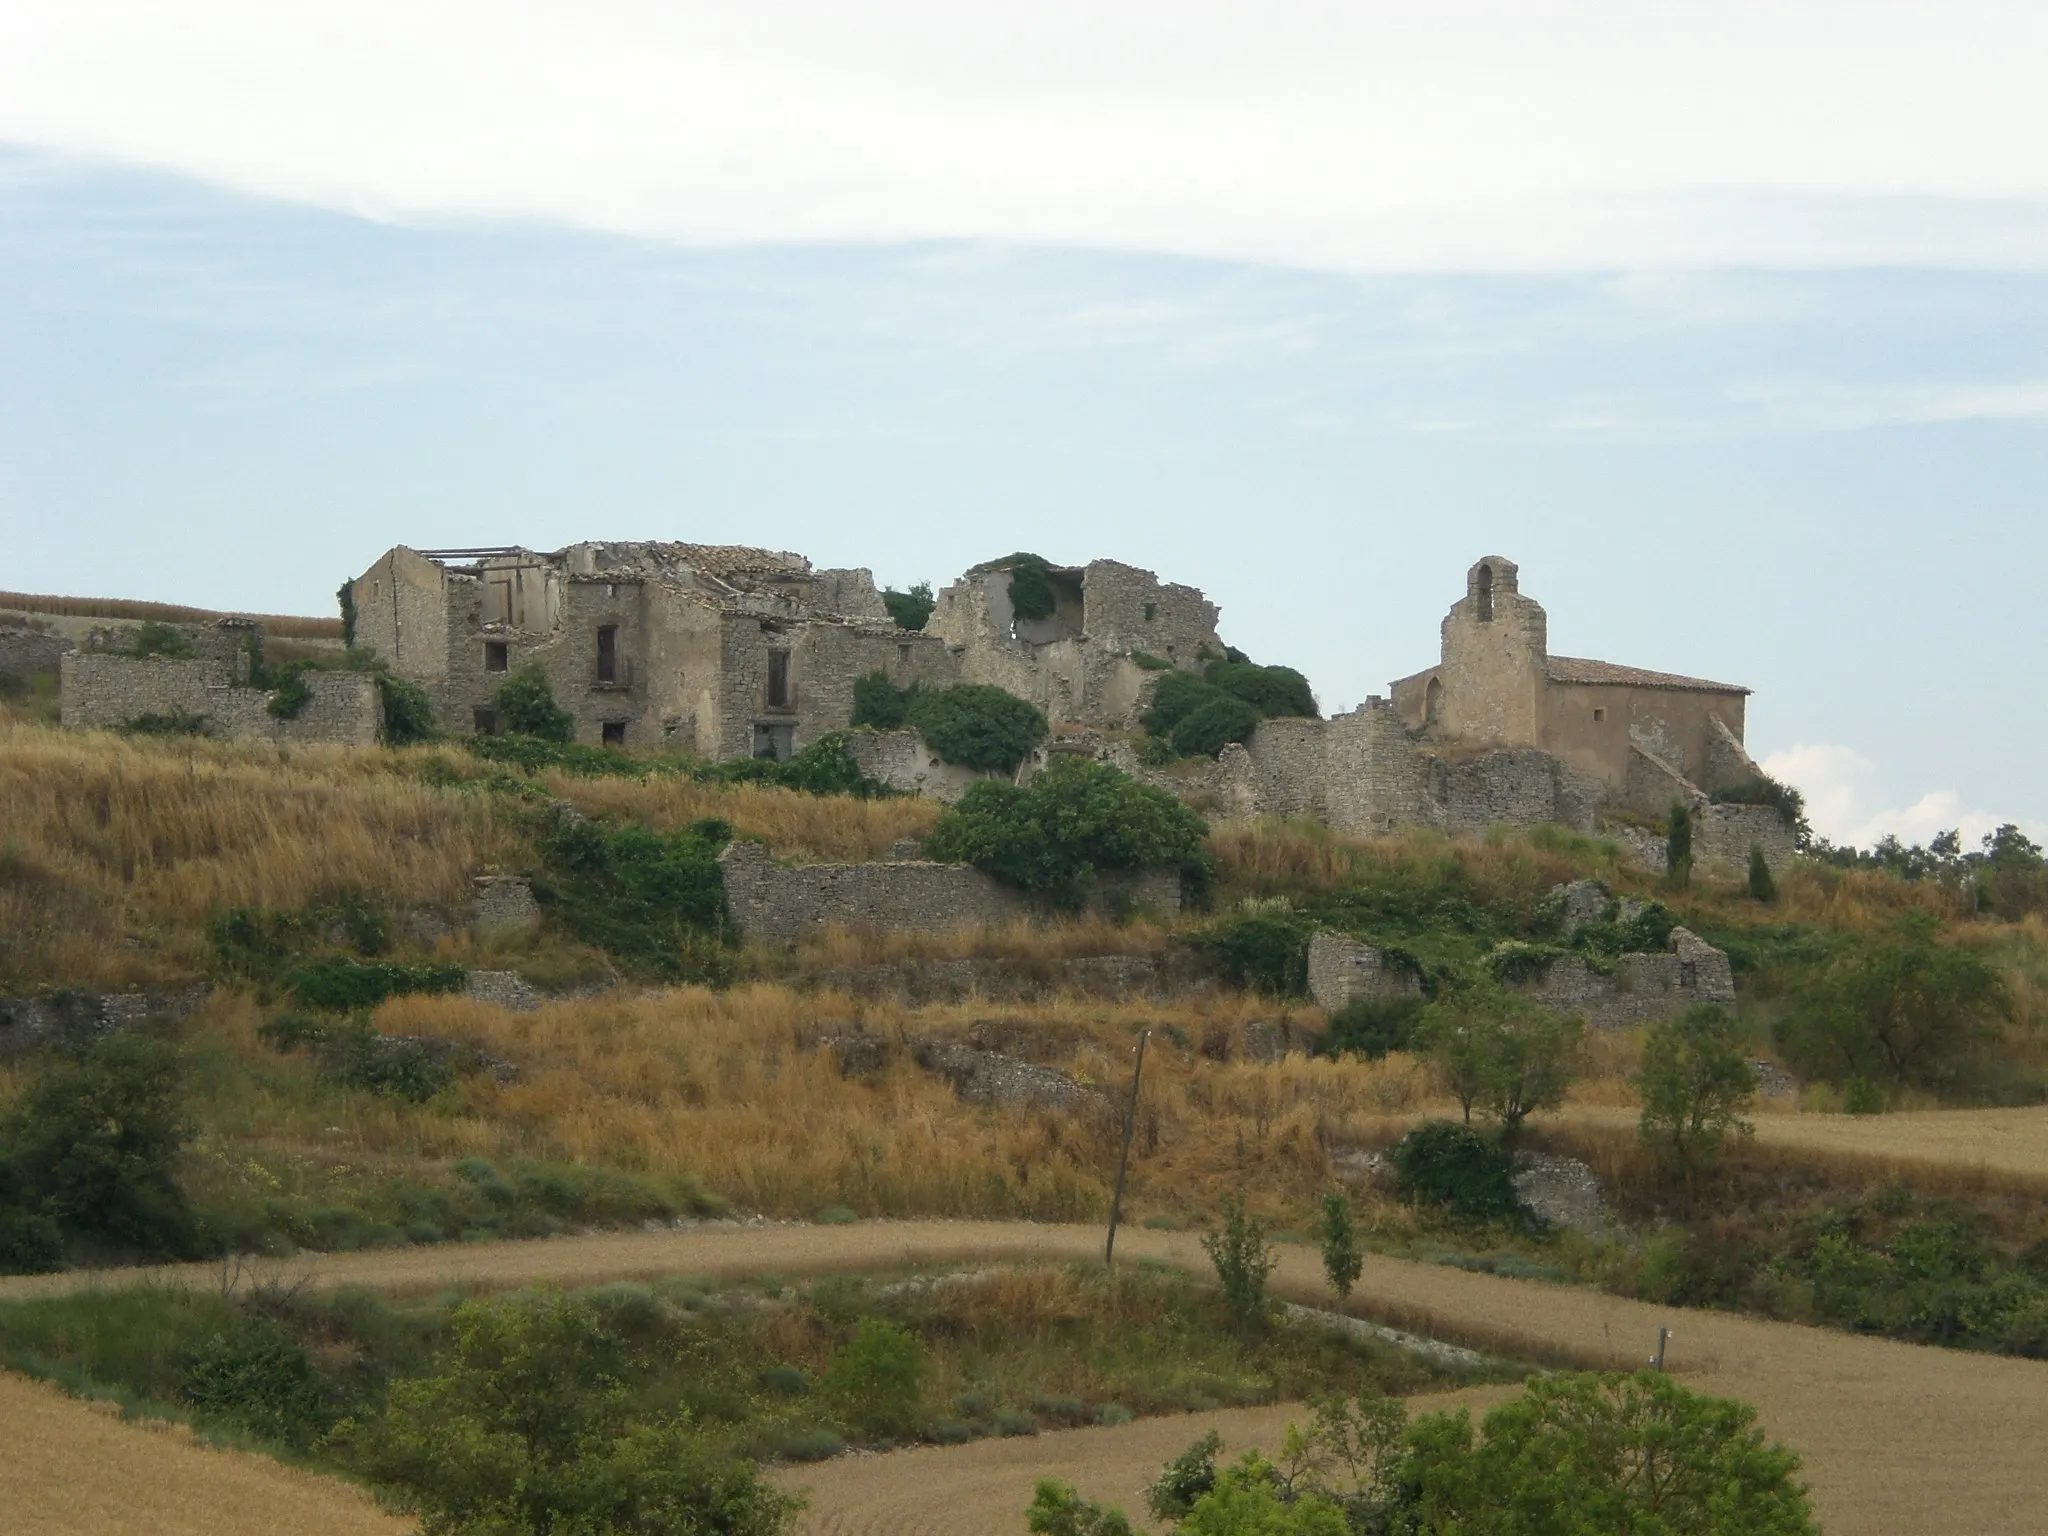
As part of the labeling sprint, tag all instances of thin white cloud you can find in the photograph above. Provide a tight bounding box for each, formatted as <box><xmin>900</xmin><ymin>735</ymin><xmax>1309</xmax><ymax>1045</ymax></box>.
<box><xmin>1761</xmin><ymin>742</ymin><xmax>2025</xmax><ymax>851</ymax></box>
<box><xmin>1730</xmin><ymin>380</ymin><xmax>2048</xmax><ymax>431</ymax></box>
<box><xmin>6</xmin><ymin>3</ymin><xmax>2048</xmax><ymax>271</ymax></box>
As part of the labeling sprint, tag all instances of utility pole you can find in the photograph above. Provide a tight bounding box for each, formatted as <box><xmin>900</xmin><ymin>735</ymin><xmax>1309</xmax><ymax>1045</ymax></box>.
<box><xmin>1103</xmin><ymin>1029</ymin><xmax>1150</xmax><ymax>1267</ymax></box>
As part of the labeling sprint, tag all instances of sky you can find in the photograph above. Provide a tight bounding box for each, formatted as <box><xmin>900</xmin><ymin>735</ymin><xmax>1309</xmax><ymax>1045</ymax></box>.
<box><xmin>1</xmin><ymin>2</ymin><xmax>2044</xmax><ymax>848</ymax></box>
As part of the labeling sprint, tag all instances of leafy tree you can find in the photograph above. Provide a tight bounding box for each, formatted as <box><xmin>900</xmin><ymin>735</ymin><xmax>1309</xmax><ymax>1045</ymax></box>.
<box><xmin>923</xmin><ymin>757</ymin><xmax>1207</xmax><ymax>904</ymax></box>
<box><xmin>1196</xmin><ymin>911</ymin><xmax>1315</xmax><ymax>997</ymax></box>
<box><xmin>1201</xmin><ymin>1193</ymin><xmax>1278</xmax><ymax>1333</ymax></box>
<box><xmin>1403</xmin><ymin>1371</ymin><xmax>1817</xmax><ymax>1535</ymax></box>
<box><xmin>1666</xmin><ymin>800</ymin><xmax>1693</xmax><ymax>888</ymax></box>
<box><xmin>1317</xmin><ymin>1191</ymin><xmax>1362</xmax><ymax>1301</ymax></box>
<box><xmin>1202</xmin><ymin>661</ymin><xmax>1318</xmax><ymax>720</ymax></box>
<box><xmin>822</xmin><ymin>1318</ymin><xmax>926</xmax><ymax>1438</ymax></box>
<box><xmin>358</xmin><ymin>1290</ymin><xmax>797</xmax><ymax>1536</ymax></box>
<box><xmin>1774</xmin><ymin>915</ymin><xmax>2011</xmax><ymax>1090</ymax></box>
<box><xmin>1747</xmin><ymin>843</ymin><xmax>1777</xmax><ymax>903</ymax></box>
<box><xmin>494</xmin><ymin>663</ymin><xmax>574</xmax><ymax>743</ymax></box>
<box><xmin>5</xmin><ymin>1032</ymin><xmax>195</xmax><ymax>1259</ymax></box>
<box><xmin>907</xmin><ymin>683</ymin><xmax>1048</xmax><ymax>773</ymax></box>
<box><xmin>1417</xmin><ymin>986</ymin><xmax>1582</xmax><ymax>1143</ymax></box>
<box><xmin>882</xmin><ymin>581</ymin><xmax>935</xmax><ymax>631</ymax></box>
<box><xmin>1147</xmin><ymin>1430</ymin><xmax>1224</xmax><ymax>1522</ymax></box>
<box><xmin>1177</xmin><ymin>1454</ymin><xmax>1348</xmax><ymax>1535</ymax></box>
<box><xmin>1169</xmin><ymin>695</ymin><xmax>1263</xmax><ymax>759</ymax></box>
<box><xmin>1636</xmin><ymin>1006</ymin><xmax>1755</xmax><ymax>1184</ymax></box>
<box><xmin>851</xmin><ymin>669</ymin><xmax>914</xmax><ymax>730</ymax></box>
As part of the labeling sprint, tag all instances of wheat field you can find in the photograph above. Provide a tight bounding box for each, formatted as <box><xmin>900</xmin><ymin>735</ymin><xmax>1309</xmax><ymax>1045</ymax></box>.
<box><xmin>0</xmin><ymin>1369</ymin><xmax>406</xmax><ymax>1536</ymax></box>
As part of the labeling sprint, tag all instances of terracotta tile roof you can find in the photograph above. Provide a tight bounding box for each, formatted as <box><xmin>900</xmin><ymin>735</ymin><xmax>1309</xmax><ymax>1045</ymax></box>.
<box><xmin>1544</xmin><ymin>655</ymin><xmax>1749</xmax><ymax>694</ymax></box>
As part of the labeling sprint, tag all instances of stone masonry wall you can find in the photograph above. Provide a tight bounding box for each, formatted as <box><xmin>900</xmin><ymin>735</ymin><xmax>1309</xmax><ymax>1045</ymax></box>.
<box><xmin>1306</xmin><ymin>932</ymin><xmax>1424</xmax><ymax>1012</ymax></box>
<box><xmin>1695</xmin><ymin>803</ymin><xmax>1796</xmax><ymax>879</ymax></box>
<box><xmin>1516</xmin><ymin>927</ymin><xmax>1736</xmax><ymax>1029</ymax></box>
<box><xmin>842</xmin><ymin>728</ymin><xmax>1000</xmax><ymax>803</ymax></box>
<box><xmin>720</xmin><ymin>839</ymin><xmax>1032</xmax><ymax>945</ymax></box>
<box><xmin>0</xmin><ymin>627</ymin><xmax>72</xmax><ymax>676</ymax></box>
<box><xmin>60</xmin><ymin>653</ymin><xmax>378</xmax><ymax>745</ymax></box>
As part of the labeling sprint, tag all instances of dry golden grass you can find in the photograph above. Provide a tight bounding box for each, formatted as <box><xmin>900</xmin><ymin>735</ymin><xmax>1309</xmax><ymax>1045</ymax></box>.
<box><xmin>0</xmin><ymin>1368</ymin><xmax>405</xmax><ymax>1536</ymax></box>
<box><xmin>0</xmin><ymin>590</ymin><xmax>345</xmax><ymax>640</ymax></box>
<box><xmin>540</xmin><ymin>770</ymin><xmax>941</xmax><ymax>863</ymax></box>
<box><xmin>0</xmin><ymin>722</ymin><xmax>514</xmax><ymax>987</ymax></box>
<box><xmin>762</xmin><ymin>915</ymin><xmax>1172</xmax><ymax>973</ymax></box>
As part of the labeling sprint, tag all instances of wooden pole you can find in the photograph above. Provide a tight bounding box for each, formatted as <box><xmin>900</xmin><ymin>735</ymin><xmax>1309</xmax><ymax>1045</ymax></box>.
<box><xmin>1104</xmin><ymin>1029</ymin><xmax>1150</xmax><ymax>1267</ymax></box>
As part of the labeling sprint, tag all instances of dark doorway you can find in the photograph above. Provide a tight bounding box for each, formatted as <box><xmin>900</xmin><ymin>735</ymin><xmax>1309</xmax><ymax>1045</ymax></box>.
<box><xmin>484</xmin><ymin>641</ymin><xmax>509</xmax><ymax>673</ymax></box>
<box><xmin>473</xmin><ymin>708</ymin><xmax>499</xmax><ymax>735</ymax></box>
<box><xmin>766</xmin><ymin>648</ymin><xmax>792</xmax><ymax>709</ymax></box>
<box><xmin>596</xmin><ymin>625</ymin><xmax>619</xmax><ymax>684</ymax></box>
<box><xmin>601</xmin><ymin>720</ymin><xmax>626</xmax><ymax>748</ymax></box>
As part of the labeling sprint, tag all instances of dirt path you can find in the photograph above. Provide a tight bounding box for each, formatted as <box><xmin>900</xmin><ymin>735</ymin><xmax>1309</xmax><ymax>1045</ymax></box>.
<box><xmin>0</xmin><ymin>1369</ymin><xmax>409</xmax><ymax>1536</ymax></box>
<box><xmin>6</xmin><ymin>1220</ymin><xmax>2045</xmax><ymax>1535</ymax></box>
<box><xmin>1561</xmin><ymin>1102</ymin><xmax>2048</xmax><ymax>1181</ymax></box>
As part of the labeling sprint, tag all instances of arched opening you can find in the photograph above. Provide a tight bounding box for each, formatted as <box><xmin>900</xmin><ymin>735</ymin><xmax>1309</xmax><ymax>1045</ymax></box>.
<box><xmin>1424</xmin><ymin>675</ymin><xmax>1444</xmax><ymax>725</ymax></box>
<box><xmin>1475</xmin><ymin>563</ymin><xmax>1494</xmax><ymax>622</ymax></box>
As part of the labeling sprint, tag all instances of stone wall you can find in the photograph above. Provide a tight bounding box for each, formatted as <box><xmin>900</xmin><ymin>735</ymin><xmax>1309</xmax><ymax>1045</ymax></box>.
<box><xmin>0</xmin><ymin>986</ymin><xmax>209</xmax><ymax>1058</ymax></box>
<box><xmin>60</xmin><ymin>652</ymin><xmax>379</xmax><ymax>745</ymax></box>
<box><xmin>0</xmin><ymin>626</ymin><xmax>72</xmax><ymax>676</ymax></box>
<box><xmin>1307</xmin><ymin>932</ymin><xmax>1424</xmax><ymax>1012</ymax></box>
<box><xmin>1695</xmin><ymin>803</ymin><xmax>1796</xmax><ymax>878</ymax></box>
<box><xmin>1515</xmin><ymin>927</ymin><xmax>1736</xmax><ymax>1029</ymax></box>
<box><xmin>719</xmin><ymin>839</ymin><xmax>1032</xmax><ymax>945</ymax></box>
<box><xmin>842</xmin><ymin>727</ymin><xmax>1001</xmax><ymax>803</ymax></box>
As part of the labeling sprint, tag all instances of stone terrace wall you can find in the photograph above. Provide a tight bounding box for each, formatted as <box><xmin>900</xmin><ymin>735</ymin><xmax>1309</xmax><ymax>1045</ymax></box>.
<box><xmin>720</xmin><ymin>839</ymin><xmax>1032</xmax><ymax>945</ymax></box>
<box><xmin>1307</xmin><ymin>932</ymin><xmax>1424</xmax><ymax>1012</ymax></box>
<box><xmin>60</xmin><ymin>653</ymin><xmax>379</xmax><ymax>746</ymax></box>
<box><xmin>1515</xmin><ymin>927</ymin><xmax>1735</xmax><ymax>1029</ymax></box>
<box><xmin>1695</xmin><ymin>803</ymin><xmax>1795</xmax><ymax>878</ymax></box>
<box><xmin>0</xmin><ymin>627</ymin><xmax>72</xmax><ymax>676</ymax></box>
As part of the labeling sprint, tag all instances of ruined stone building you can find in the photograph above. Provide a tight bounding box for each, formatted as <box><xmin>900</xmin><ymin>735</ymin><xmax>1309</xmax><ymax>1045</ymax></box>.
<box><xmin>349</xmin><ymin>543</ymin><xmax>957</xmax><ymax>758</ymax></box>
<box><xmin>347</xmin><ymin>545</ymin><xmax>1221</xmax><ymax>759</ymax></box>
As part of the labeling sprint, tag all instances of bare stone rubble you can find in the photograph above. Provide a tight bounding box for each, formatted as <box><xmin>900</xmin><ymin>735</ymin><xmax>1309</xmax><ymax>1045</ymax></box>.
<box><xmin>471</xmin><ymin>875</ymin><xmax>542</xmax><ymax>938</ymax></box>
<box><xmin>910</xmin><ymin>1038</ymin><xmax>1104</xmax><ymax>1114</ymax></box>
<box><xmin>1511</xmin><ymin>1152</ymin><xmax>1613</xmax><ymax>1235</ymax></box>
<box><xmin>0</xmin><ymin>986</ymin><xmax>209</xmax><ymax>1057</ymax></box>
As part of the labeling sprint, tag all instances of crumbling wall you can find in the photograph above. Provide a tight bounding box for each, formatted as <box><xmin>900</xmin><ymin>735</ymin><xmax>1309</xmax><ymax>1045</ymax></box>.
<box><xmin>1695</xmin><ymin>803</ymin><xmax>1795</xmax><ymax>878</ymax></box>
<box><xmin>1307</xmin><ymin>932</ymin><xmax>1424</xmax><ymax>1012</ymax></box>
<box><xmin>1515</xmin><ymin>927</ymin><xmax>1735</xmax><ymax>1029</ymax></box>
<box><xmin>59</xmin><ymin>653</ymin><xmax>378</xmax><ymax>745</ymax></box>
<box><xmin>841</xmin><ymin>728</ymin><xmax>998</xmax><ymax>803</ymax></box>
<box><xmin>0</xmin><ymin>627</ymin><xmax>72</xmax><ymax>677</ymax></box>
<box><xmin>719</xmin><ymin>839</ymin><xmax>1032</xmax><ymax>945</ymax></box>
<box><xmin>1079</xmin><ymin>559</ymin><xmax>1221</xmax><ymax>672</ymax></box>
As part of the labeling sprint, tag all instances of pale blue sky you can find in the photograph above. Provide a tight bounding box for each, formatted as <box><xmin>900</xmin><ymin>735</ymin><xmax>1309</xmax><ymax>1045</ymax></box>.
<box><xmin>2</xmin><ymin>4</ymin><xmax>2044</xmax><ymax>847</ymax></box>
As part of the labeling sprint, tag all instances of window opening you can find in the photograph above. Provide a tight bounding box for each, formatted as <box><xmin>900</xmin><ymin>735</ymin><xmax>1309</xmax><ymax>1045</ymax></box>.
<box><xmin>1476</xmin><ymin>563</ymin><xmax>1494</xmax><ymax>623</ymax></box>
<box><xmin>484</xmin><ymin>641</ymin><xmax>509</xmax><ymax>673</ymax></box>
<box><xmin>766</xmin><ymin>648</ymin><xmax>792</xmax><ymax>709</ymax></box>
<box><xmin>596</xmin><ymin>625</ymin><xmax>618</xmax><ymax>684</ymax></box>
<box><xmin>1593</xmin><ymin>706</ymin><xmax>1606</xmax><ymax>723</ymax></box>
<box><xmin>601</xmin><ymin>720</ymin><xmax>626</xmax><ymax>747</ymax></box>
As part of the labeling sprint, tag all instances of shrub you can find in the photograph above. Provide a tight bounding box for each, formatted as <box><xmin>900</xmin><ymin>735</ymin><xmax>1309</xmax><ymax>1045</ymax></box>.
<box><xmin>122</xmin><ymin>709</ymin><xmax>210</xmax><ymax>736</ymax></box>
<box><xmin>1317</xmin><ymin>996</ymin><xmax>1424</xmax><ymax>1060</ymax></box>
<box><xmin>1195</xmin><ymin>910</ymin><xmax>1314</xmax><ymax>996</ymax></box>
<box><xmin>494</xmin><ymin>663</ymin><xmax>574</xmax><ymax>742</ymax></box>
<box><xmin>1202</xmin><ymin>660</ymin><xmax>1317</xmax><ymax>719</ymax></box>
<box><xmin>264</xmin><ymin>664</ymin><xmax>315</xmax><ymax>720</ymax></box>
<box><xmin>779</xmin><ymin>1428</ymin><xmax>846</xmax><ymax>1462</ymax></box>
<box><xmin>822</xmin><ymin>1318</ymin><xmax>926</xmax><ymax>1438</ymax></box>
<box><xmin>993</xmin><ymin>1407</ymin><xmax>1040</xmax><ymax>1437</ymax></box>
<box><xmin>1667</xmin><ymin>800</ymin><xmax>1693</xmax><ymax>887</ymax></box>
<box><xmin>1318</xmin><ymin>1190</ymin><xmax>1362</xmax><ymax>1301</ymax></box>
<box><xmin>1029</xmin><ymin>1479</ymin><xmax>1138</xmax><ymax>1536</ymax></box>
<box><xmin>1387</xmin><ymin>1121</ymin><xmax>1524</xmax><ymax>1224</ymax></box>
<box><xmin>984</xmin><ymin>552</ymin><xmax>1059</xmax><ymax>621</ymax></box>
<box><xmin>1636</xmin><ymin>1006</ymin><xmax>1755</xmax><ymax>1184</ymax></box>
<box><xmin>4</xmin><ymin>1033</ymin><xmax>195</xmax><ymax>1260</ymax></box>
<box><xmin>336</xmin><ymin>579</ymin><xmax>357</xmax><ymax>647</ymax></box>
<box><xmin>1748</xmin><ymin>842</ymin><xmax>1778</xmax><ymax>902</ymax></box>
<box><xmin>130</xmin><ymin>620</ymin><xmax>194</xmax><ymax>658</ymax></box>
<box><xmin>1712</xmin><ymin>772</ymin><xmax>1813</xmax><ymax>850</ymax></box>
<box><xmin>181</xmin><ymin>1322</ymin><xmax>330</xmax><ymax>1446</ymax></box>
<box><xmin>377</xmin><ymin>672</ymin><xmax>435</xmax><ymax>745</ymax></box>
<box><xmin>923</xmin><ymin>756</ymin><xmax>1207</xmax><ymax>904</ymax></box>
<box><xmin>534</xmin><ymin>817</ymin><xmax>733</xmax><ymax>981</ymax></box>
<box><xmin>1146</xmin><ymin>1429</ymin><xmax>1223</xmax><ymax>1522</ymax></box>
<box><xmin>1167</xmin><ymin>694</ymin><xmax>1261</xmax><ymax>758</ymax></box>
<box><xmin>1201</xmin><ymin>1193</ymin><xmax>1277</xmax><ymax>1332</ymax></box>
<box><xmin>882</xmin><ymin>582</ymin><xmax>935</xmax><ymax>631</ymax></box>
<box><xmin>287</xmin><ymin>959</ymin><xmax>466</xmax><ymax>1012</ymax></box>
<box><xmin>851</xmin><ymin>669</ymin><xmax>913</xmax><ymax>729</ymax></box>
<box><xmin>1773</xmin><ymin>915</ymin><xmax>2010</xmax><ymax>1090</ymax></box>
<box><xmin>906</xmin><ymin>684</ymin><xmax>1048</xmax><ymax>773</ymax></box>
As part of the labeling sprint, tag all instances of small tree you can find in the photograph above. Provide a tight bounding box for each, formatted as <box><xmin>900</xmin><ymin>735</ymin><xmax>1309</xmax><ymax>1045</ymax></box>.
<box><xmin>1317</xmin><ymin>1190</ymin><xmax>1362</xmax><ymax>1301</ymax></box>
<box><xmin>1417</xmin><ymin>987</ymin><xmax>1583</xmax><ymax>1144</ymax></box>
<box><xmin>1636</xmin><ymin>1006</ymin><xmax>1755</xmax><ymax>1185</ymax></box>
<box><xmin>494</xmin><ymin>663</ymin><xmax>574</xmax><ymax>742</ymax></box>
<box><xmin>1748</xmin><ymin>842</ymin><xmax>1777</xmax><ymax>902</ymax></box>
<box><xmin>1202</xmin><ymin>1193</ymin><xmax>1278</xmax><ymax>1332</ymax></box>
<box><xmin>822</xmin><ymin>1318</ymin><xmax>927</xmax><ymax>1438</ymax></box>
<box><xmin>882</xmin><ymin>581</ymin><xmax>935</xmax><ymax>632</ymax></box>
<box><xmin>1666</xmin><ymin>800</ymin><xmax>1693</xmax><ymax>888</ymax></box>
<box><xmin>1027</xmin><ymin>1479</ymin><xmax>1136</xmax><ymax>1536</ymax></box>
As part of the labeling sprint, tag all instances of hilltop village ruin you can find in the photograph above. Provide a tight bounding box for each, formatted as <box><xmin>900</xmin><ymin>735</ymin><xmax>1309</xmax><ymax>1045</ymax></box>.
<box><xmin>43</xmin><ymin>544</ymin><xmax>1792</xmax><ymax>883</ymax></box>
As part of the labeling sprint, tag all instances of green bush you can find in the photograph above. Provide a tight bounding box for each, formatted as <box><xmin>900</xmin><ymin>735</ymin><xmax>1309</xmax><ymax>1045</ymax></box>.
<box><xmin>1667</xmin><ymin>799</ymin><xmax>1694</xmax><ymax>887</ymax></box>
<box><xmin>981</xmin><ymin>552</ymin><xmax>1059</xmax><ymax>621</ymax></box>
<box><xmin>377</xmin><ymin>672</ymin><xmax>435</xmax><ymax>745</ymax></box>
<box><xmin>923</xmin><ymin>757</ymin><xmax>1207</xmax><ymax>904</ymax></box>
<box><xmin>1749</xmin><ymin>842</ymin><xmax>1778</xmax><ymax>902</ymax></box>
<box><xmin>822</xmin><ymin>1318</ymin><xmax>926</xmax><ymax>1437</ymax></box>
<box><xmin>3</xmin><ymin>1033</ymin><xmax>196</xmax><ymax>1262</ymax></box>
<box><xmin>1166</xmin><ymin>694</ymin><xmax>1261</xmax><ymax>759</ymax></box>
<box><xmin>1202</xmin><ymin>660</ymin><xmax>1317</xmax><ymax>720</ymax></box>
<box><xmin>851</xmin><ymin>670</ymin><xmax>914</xmax><ymax>729</ymax></box>
<box><xmin>494</xmin><ymin>663</ymin><xmax>574</xmax><ymax>742</ymax></box>
<box><xmin>882</xmin><ymin>582</ymin><xmax>935</xmax><ymax>631</ymax></box>
<box><xmin>287</xmin><ymin>959</ymin><xmax>467</xmax><ymax>1012</ymax></box>
<box><xmin>264</xmin><ymin>663</ymin><xmax>315</xmax><ymax>720</ymax></box>
<box><xmin>1636</xmin><ymin>1006</ymin><xmax>1755</xmax><ymax>1183</ymax></box>
<box><xmin>909</xmin><ymin>684</ymin><xmax>1048</xmax><ymax>773</ymax></box>
<box><xmin>1317</xmin><ymin>996</ymin><xmax>1424</xmax><ymax>1059</ymax></box>
<box><xmin>1387</xmin><ymin>1121</ymin><xmax>1524</xmax><ymax>1224</ymax></box>
<box><xmin>337</xmin><ymin>579</ymin><xmax>358</xmax><ymax>647</ymax></box>
<box><xmin>1195</xmin><ymin>911</ymin><xmax>1314</xmax><ymax>996</ymax></box>
<box><xmin>121</xmin><ymin>709</ymin><xmax>210</xmax><ymax>736</ymax></box>
<box><xmin>534</xmin><ymin>818</ymin><xmax>734</xmax><ymax>982</ymax></box>
<box><xmin>1712</xmin><ymin>772</ymin><xmax>1812</xmax><ymax>850</ymax></box>
<box><xmin>130</xmin><ymin>620</ymin><xmax>194</xmax><ymax>658</ymax></box>
<box><xmin>181</xmin><ymin>1322</ymin><xmax>331</xmax><ymax>1446</ymax></box>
